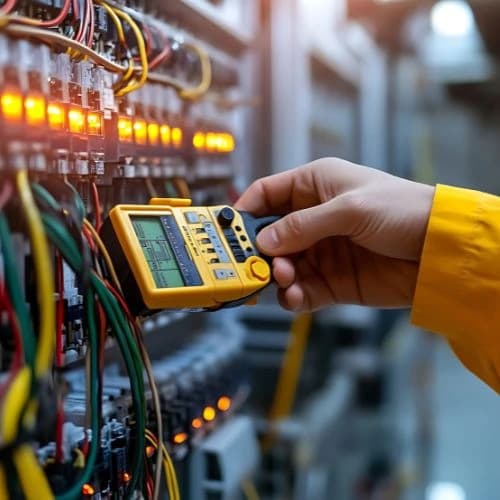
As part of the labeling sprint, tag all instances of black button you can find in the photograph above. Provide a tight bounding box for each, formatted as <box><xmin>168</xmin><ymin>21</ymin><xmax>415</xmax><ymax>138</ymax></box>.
<box><xmin>200</xmin><ymin>238</ymin><xmax>211</xmax><ymax>244</ymax></box>
<box><xmin>240</xmin><ymin>235</ymin><xmax>247</xmax><ymax>242</ymax></box>
<box><xmin>195</xmin><ymin>228</ymin><xmax>206</xmax><ymax>234</ymax></box>
<box><xmin>217</xmin><ymin>207</ymin><xmax>235</xmax><ymax>228</ymax></box>
<box><xmin>210</xmin><ymin>258</ymin><xmax>220</xmax><ymax>264</ymax></box>
<box><xmin>235</xmin><ymin>225</ymin><xmax>242</xmax><ymax>232</ymax></box>
<box><xmin>206</xmin><ymin>248</ymin><xmax>216</xmax><ymax>253</ymax></box>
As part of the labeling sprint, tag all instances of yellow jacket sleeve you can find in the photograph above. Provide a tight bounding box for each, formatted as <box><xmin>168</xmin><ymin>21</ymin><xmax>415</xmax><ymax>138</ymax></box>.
<box><xmin>411</xmin><ymin>184</ymin><xmax>500</xmax><ymax>392</ymax></box>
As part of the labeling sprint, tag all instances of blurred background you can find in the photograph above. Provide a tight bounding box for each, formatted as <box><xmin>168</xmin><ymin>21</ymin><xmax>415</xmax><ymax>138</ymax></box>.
<box><xmin>234</xmin><ymin>1</ymin><xmax>500</xmax><ymax>499</ymax></box>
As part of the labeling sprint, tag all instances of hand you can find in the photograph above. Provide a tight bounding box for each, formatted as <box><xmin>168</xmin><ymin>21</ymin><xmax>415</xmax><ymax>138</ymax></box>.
<box><xmin>235</xmin><ymin>158</ymin><xmax>435</xmax><ymax>312</ymax></box>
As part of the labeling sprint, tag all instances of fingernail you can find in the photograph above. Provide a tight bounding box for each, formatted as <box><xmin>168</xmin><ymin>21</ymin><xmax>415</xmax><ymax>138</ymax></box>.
<box><xmin>257</xmin><ymin>227</ymin><xmax>280</xmax><ymax>251</ymax></box>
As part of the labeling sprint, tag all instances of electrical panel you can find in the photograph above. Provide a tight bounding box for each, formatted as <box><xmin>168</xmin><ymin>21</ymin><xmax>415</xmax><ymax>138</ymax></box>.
<box><xmin>0</xmin><ymin>0</ymin><xmax>258</xmax><ymax>498</ymax></box>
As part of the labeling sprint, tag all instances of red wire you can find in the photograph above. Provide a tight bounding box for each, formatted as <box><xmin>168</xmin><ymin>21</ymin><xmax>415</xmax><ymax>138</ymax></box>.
<box><xmin>85</xmin><ymin>0</ymin><xmax>95</xmax><ymax>49</ymax></box>
<box><xmin>0</xmin><ymin>0</ymin><xmax>16</xmax><ymax>15</ymax></box>
<box><xmin>148</xmin><ymin>28</ymin><xmax>171</xmax><ymax>70</ymax></box>
<box><xmin>75</xmin><ymin>0</ymin><xmax>89</xmax><ymax>44</ymax></box>
<box><xmin>91</xmin><ymin>181</ymin><xmax>101</xmax><ymax>232</ymax></box>
<box><xmin>142</xmin><ymin>23</ymin><xmax>154</xmax><ymax>58</ymax></box>
<box><xmin>71</xmin><ymin>0</ymin><xmax>79</xmax><ymax>24</ymax></box>
<box><xmin>32</xmin><ymin>0</ymin><xmax>71</xmax><ymax>27</ymax></box>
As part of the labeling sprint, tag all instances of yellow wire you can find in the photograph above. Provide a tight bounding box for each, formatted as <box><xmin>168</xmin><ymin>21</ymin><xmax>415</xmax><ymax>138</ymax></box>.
<box><xmin>13</xmin><ymin>444</ymin><xmax>55</xmax><ymax>499</ymax></box>
<box><xmin>179</xmin><ymin>42</ymin><xmax>212</xmax><ymax>100</ymax></box>
<box><xmin>17</xmin><ymin>169</ymin><xmax>55</xmax><ymax>378</ymax></box>
<box><xmin>0</xmin><ymin>463</ymin><xmax>8</xmax><ymax>499</ymax></box>
<box><xmin>145</xmin><ymin>431</ymin><xmax>180</xmax><ymax>500</ymax></box>
<box><xmin>83</xmin><ymin>219</ymin><xmax>122</xmax><ymax>293</ymax></box>
<box><xmin>110</xmin><ymin>4</ymin><xmax>149</xmax><ymax>97</ymax></box>
<box><xmin>262</xmin><ymin>313</ymin><xmax>313</xmax><ymax>451</ymax></box>
<box><xmin>241</xmin><ymin>479</ymin><xmax>260</xmax><ymax>500</ymax></box>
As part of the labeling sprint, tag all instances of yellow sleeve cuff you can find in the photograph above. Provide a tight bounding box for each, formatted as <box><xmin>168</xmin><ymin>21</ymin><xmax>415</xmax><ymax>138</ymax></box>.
<box><xmin>411</xmin><ymin>184</ymin><xmax>500</xmax><ymax>391</ymax></box>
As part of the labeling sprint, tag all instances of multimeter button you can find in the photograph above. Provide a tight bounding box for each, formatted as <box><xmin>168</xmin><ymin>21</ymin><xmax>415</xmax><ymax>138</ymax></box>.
<box><xmin>184</xmin><ymin>211</ymin><xmax>200</xmax><ymax>223</ymax></box>
<box><xmin>217</xmin><ymin>207</ymin><xmax>235</xmax><ymax>228</ymax></box>
<box><xmin>249</xmin><ymin>260</ymin><xmax>270</xmax><ymax>281</ymax></box>
<box><xmin>234</xmin><ymin>251</ymin><xmax>246</xmax><ymax>262</ymax></box>
<box><xmin>200</xmin><ymin>238</ymin><xmax>211</xmax><ymax>244</ymax></box>
<box><xmin>210</xmin><ymin>258</ymin><xmax>220</xmax><ymax>264</ymax></box>
<box><xmin>195</xmin><ymin>228</ymin><xmax>206</xmax><ymax>234</ymax></box>
<box><xmin>206</xmin><ymin>248</ymin><xmax>216</xmax><ymax>253</ymax></box>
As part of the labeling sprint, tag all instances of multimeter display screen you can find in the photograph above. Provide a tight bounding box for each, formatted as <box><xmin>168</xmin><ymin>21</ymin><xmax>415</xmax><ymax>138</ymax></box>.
<box><xmin>131</xmin><ymin>217</ymin><xmax>185</xmax><ymax>288</ymax></box>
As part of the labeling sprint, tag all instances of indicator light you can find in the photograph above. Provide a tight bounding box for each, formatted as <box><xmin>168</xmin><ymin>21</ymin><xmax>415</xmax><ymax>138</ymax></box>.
<box><xmin>217</xmin><ymin>396</ymin><xmax>232</xmax><ymax>412</ymax></box>
<box><xmin>220</xmin><ymin>133</ymin><xmax>235</xmax><ymax>153</ymax></box>
<box><xmin>24</xmin><ymin>94</ymin><xmax>46</xmax><ymax>127</ymax></box>
<box><xmin>193</xmin><ymin>131</ymin><xmax>206</xmax><ymax>150</ymax></box>
<box><xmin>1</xmin><ymin>90</ymin><xmax>23</xmax><ymax>123</ymax></box>
<box><xmin>205</xmin><ymin>132</ymin><xmax>218</xmax><ymax>152</ymax></box>
<box><xmin>160</xmin><ymin>124</ymin><xmax>171</xmax><ymax>146</ymax></box>
<box><xmin>203</xmin><ymin>406</ymin><xmax>216</xmax><ymax>422</ymax></box>
<box><xmin>146</xmin><ymin>445</ymin><xmax>156</xmax><ymax>458</ymax></box>
<box><xmin>82</xmin><ymin>483</ymin><xmax>95</xmax><ymax>496</ymax></box>
<box><xmin>133</xmin><ymin>118</ymin><xmax>147</xmax><ymax>145</ymax></box>
<box><xmin>171</xmin><ymin>127</ymin><xmax>183</xmax><ymax>148</ymax></box>
<box><xmin>192</xmin><ymin>417</ymin><xmax>203</xmax><ymax>429</ymax></box>
<box><xmin>148</xmin><ymin>122</ymin><xmax>160</xmax><ymax>145</ymax></box>
<box><xmin>68</xmin><ymin>107</ymin><xmax>86</xmax><ymax>134</ymax></box>
<box><xmin>122</xmin><ymin>472</ymin><xmax>132</xmax><ymax>483</ymax></box>
<box><xmin>47</xmin><ymin>103</ymin><xmax>65</xmax><ymax>130</ymax></box>
<box><xmin>173</xmin><ymin>432</ymin><xmax>188</xmax><ymax>445</ymax></box>
<box><xmin>87</xmin><ymin>111</ymin><xmax>103</xmax><ymax>135</ymax></box>
<box><xmin>118</xmin><ymin>116</ymin><xmax>133</xmax><ymax>142</ymax></box>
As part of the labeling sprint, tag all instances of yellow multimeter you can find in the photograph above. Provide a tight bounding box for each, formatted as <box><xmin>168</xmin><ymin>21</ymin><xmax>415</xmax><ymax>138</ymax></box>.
<box><xmin>100</xmin><ymin>198</ymin><xmax>279</xmax><ymax>315</ymax></box>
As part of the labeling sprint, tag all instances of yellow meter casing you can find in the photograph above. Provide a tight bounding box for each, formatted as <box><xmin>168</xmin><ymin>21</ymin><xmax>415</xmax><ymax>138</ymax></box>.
<box><xmin>100</xmin><ymin>198</ymin><xmax>277</xmax><ymax>315</ymax></box>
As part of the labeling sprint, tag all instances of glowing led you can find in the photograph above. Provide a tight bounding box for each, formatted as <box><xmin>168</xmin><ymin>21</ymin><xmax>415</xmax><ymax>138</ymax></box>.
<box><xmin>217</xmin><ymin>396</ymin><xmax>232</xmax><ymax>412</ymax></box>
<box><xmin>205</xmin><ymin>132</ymin><xmax>218</xmax><ymax>152</ymax></box>
<box><xmin>220</xmin><ymin>133</ymin><xmax>235</xmax><ymax>153</ymax></box>
<box><xmin>192</xmin><ymin>131</ymin><xmax>206</xmax><ymax>150</ymax></box>
<box><xmin>24</xmin><ymin>94</ymin><xmax>46</xmax><ymax>127</ymax></box>
<box><xmin>133</xmin><ymin>118</ymin><xmax>148</xmax><ymax>145</ymax></box>
<box><xmin>87</xmin><ymin>112</ymin><xmax>103</xmax><ymax>135</ymax></box>
<box><xmin>171</xmin><ymin>127</ymin><xmax>183</xmax><ymax>148</ymax></box>
<box><xmin>160</xmin><ymin>124</ymin><xmax>171</xmax><ymax>146</ymax></box>
<box><xmin>146</xmin><ymin>445</ymin><xmax>156</xmax><ymax>458</ymax></box>
<box><xmin>68</xmin><ymin>107</ymin><xmax>86</xmax><ymax>134</ymax></box>
<box><xmin>192</xmin><ymin>417</ymin><xmax>203</xmax><ymax>429</ymax></box>
<box><xmin>118</xmin><ymin>116</ymin><xmax>133</xmax><ymax>142</ymax></box>
<box><xmin>431</xmin><ymin>1</ymin><xmax>474</xmax><ymax>37</ymax></box>
<box><xmin>47</xmin><ymin>103</ymin><xmax>66</xmax><ymax>130</ymax></box>
<box><xmin>173</xmin><ymin>432</ymin><xmax>188</xmax><ymax>445</ymax></box>
<box><xmin>203</xmin><ymin>406</ymin><xmax>216</xmax><ymax>422</ymax></box>
<box><xmin>1</xmin><ymin>90</ymin><xmax>23</xmax><ymax>122</ymax></box>
<box><xmin>148</xmin><ymin>122</ymin><xmax>160</xmax><ymax>145</ymax></box>
<box><xmin>81</xmin><ymin>483</ymin><xmax>95</xmax><ymax>496</ymax></box>
<box><xmin>122</xmin><ymin>472</ymin><xmax>132</xmax><ymax>483</ymax></box>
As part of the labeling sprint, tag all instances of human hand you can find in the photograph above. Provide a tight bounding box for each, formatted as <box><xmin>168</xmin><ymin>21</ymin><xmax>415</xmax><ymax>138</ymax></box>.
<box><xmin>235</xmin><ymin>158</ymin><xmax>435</xmax><ymax>311</ymax></box>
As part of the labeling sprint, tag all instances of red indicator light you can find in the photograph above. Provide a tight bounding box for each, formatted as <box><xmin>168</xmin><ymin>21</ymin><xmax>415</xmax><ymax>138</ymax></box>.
<box><xmin>148</xmin><ymin>122</ymin><xmax>160</xmax><ymax>145</ymax></box>
<box><xmin>87</xmin><ymin>112</ymin><xmax>103</xmax><ymax>135</ymax></box>
<box><xmin>1</xmin><ymin>90</ymin><xmax>23</xmax><ymax>123</ymax></box>
<box><xmin>82</xmin><ymin>483</ymin><xmax>95</xmax><ymax>496</ymax></box>
<box><xmin>118</xmin><ymin>116</ymin><xmax>133</xmax><ymax>142</ymax></box>
<box><xmin>146</xmin><ymin>445</ymin><xmax>156</xmax><ymax>458</ymax></box>
<box><xmin>24</xmin><ymin>94</ymin><xmax>46</xmax><ymax>127</ymax></box>
<box><xmin>68</xmin><ymin>107</ymin><xmax>86</xmax><ymax>134</ymax></box>
<box><xmin>192</xmin><ymin>417</ymin><xmax>203</xmax><ymax>429</ymax></box>
<box><xmin>122</xmin><ymin>472</ymin><xmax>132</xmax><ymax>483</ymax></box>
<box><xmin>47</xmin><ymin>103</ymin><xmax>65</xmax><ymax>131</ymax></box>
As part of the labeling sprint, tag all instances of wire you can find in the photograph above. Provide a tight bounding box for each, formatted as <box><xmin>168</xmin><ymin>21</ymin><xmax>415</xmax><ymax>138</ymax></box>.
<box><xmin>7</xmin><ymin>0</ymin><xmax>71</xmax><ymax>27</ymax></box>
<box><xmin>55</xmin><ymin>253</ymin><xmax>65</xmax><ymax>463</ymax></box>
<box><xmin>0</xmin><ymin>0</ymin><xmax>16</xmax><ymax>14</ymax></box>
<box><xmin>90</xmin><ymin>181</ymin><xmax>101</xmax><ymax>231</ymax></box>
<box><xmin>179</xmin><ymin>42</ymin><xmax>212</xmax><ymax>100</ymax></box>
<box><xmin>16</xmin><ymin>169</ymin><xmax>55</xmax><ymax>379</ymax></box>
<box><xmin>241</xmin><ymin>479</ymin><xmax>260</xmax><ymax>500</ymax></box>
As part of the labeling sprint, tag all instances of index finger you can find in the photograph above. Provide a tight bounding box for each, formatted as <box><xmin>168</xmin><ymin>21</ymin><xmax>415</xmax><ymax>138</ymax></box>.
<box><xmin>234</xmin><ymin>165</ymin><xmax>317</xmax><ymax>215</ymax></box>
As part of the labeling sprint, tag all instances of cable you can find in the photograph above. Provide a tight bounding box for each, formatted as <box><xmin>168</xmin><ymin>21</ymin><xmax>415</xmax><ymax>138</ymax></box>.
<box><xmin>6</xmin><ymin>0</ymin><xmax>71</xmax><ymax>27</ymax></box>
<box><xmin>90</xmin><ymin>181</ymin><xmax>101</xmax><ymax>231</ymax></box>
<box><xmin>241</xmin><ymin>479</ymin><xmax>260</xmax><ymax>500</ymax></box>
<box><xmin>13</xmin><ymin>444</ymin><xmax>54</xmax><ymax>499</ymax></box>
<box><xmin>16</xmin><ymin>169</ymin><xmax>55</xmax><ymax>379</ymax></box>
<box><xmin>0</xmin><ymin>0</ymin><xmax>16</xmax><ymax>14</ymax></box>
<box><xmin>179</xmin><ymin>42</ymin><xmax>212</xmax><ymax>100</ymax></box>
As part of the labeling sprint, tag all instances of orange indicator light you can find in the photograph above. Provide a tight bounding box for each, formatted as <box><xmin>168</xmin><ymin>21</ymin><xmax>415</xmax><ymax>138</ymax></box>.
<box><xmin>173</xmin><ymin>432</ymin><xmax>188</xmax><ymax>445</ymax></box>
<box><xmin>220</xmin><ymin>133</ymin><xmax>235</xmax><ymax>153</ymax></box>
<box><xmin>87</xmin><ymin>111</ymin><xmax>103</xmax><ymax>135</ymax></box>
<box><xmin>203</xmin><ymin>406</ymin><xmax>216</xmax><ymax>422</ymax></box>
<box><xmin>217</xmin><ymin>396</ymin><xmax>232</xmax><ymax>412</ymax></box>
<box><xmin>193</xmin><ymin>131</ymin><xmax>206</xmax><ymax>150</ymax></box>
<box><xmin>47</xmin><ymin>103</ymin><xmax>65</xmax><ymax>130</ymax></box>
<box><xmin>24</xmin><ymin>93</ymin><xmax>46</xmax><ymax>127</ymax></box>
<box><xmin>160</xmin><ymin>124</ymin><xmax>171</xmax><ymax>146</ymax></box>
<box><xmin>133</xmin><ymin>118</ymin><xmax>147</xmax><ymax>145</ymax></box>
<box><xmin>148</xmin><ymin>122</ymin><xmax>160</xmax><ymax>145</ymax></box>
<box><xmin>1</xmin><ymin>90</ymin><xmax>23</xmax><ymax>122</ymax></box>
<box><xmin>68</xmin><ymin>107</ymin><xmax>86</xmax><ymax>134</ymax></box>
<box><xmin>122</xmin><ymin>472</ymin><xmax>132</xmax><ymax>483</ymax></box>
<box><xmin>171</xmin><ymin>127</ymin><xmax>183</xmax><ymax>148</ymax></box>
<box><xmin>205</xmin><ymin>132</ymin><xmax>218</xmax><ymax>152</ymax></box>
<box><xmin>192</xmin><ymin>417</ymin><xmax>203</xmax><ymax>429</ymax></box>
<box><xmin>118</xmin><ymin>116</ymin><xmax>133</xmax><ymax>142</ymax></box>
<box><xmin>146</xmin><ymin>445</ymin><xmax>156</xmax><ymax>458</ymax></box>
<box><xmin>82</xmin><ymin>483</ymin><xmax>95</xmax><ymax>496</ymax></box>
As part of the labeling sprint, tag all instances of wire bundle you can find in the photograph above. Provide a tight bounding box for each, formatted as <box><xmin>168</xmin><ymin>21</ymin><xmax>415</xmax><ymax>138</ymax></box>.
<box><xmin>0</xmin><ymin>171</ymin><xmax>179</xmax><ymax>499</ymax></box>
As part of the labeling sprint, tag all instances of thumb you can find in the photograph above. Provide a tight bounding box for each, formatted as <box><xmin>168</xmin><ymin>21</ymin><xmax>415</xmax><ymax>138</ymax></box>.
<box><xmin>256</xmin><ymin>197</ymin><xmax>352</xmax><ymax>255</ymax></box>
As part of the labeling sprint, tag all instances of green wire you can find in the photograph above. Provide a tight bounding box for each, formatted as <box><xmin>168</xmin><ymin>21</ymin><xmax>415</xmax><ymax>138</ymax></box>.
<box><xmin>0</xmin><ymin>213</ymin><xmax>36</xmax><ymax>368</ymax></box>
<box><xmin>40</xmin><ymin>213</ymin><xmax>146</xmax><ymax>497</ymax></box>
